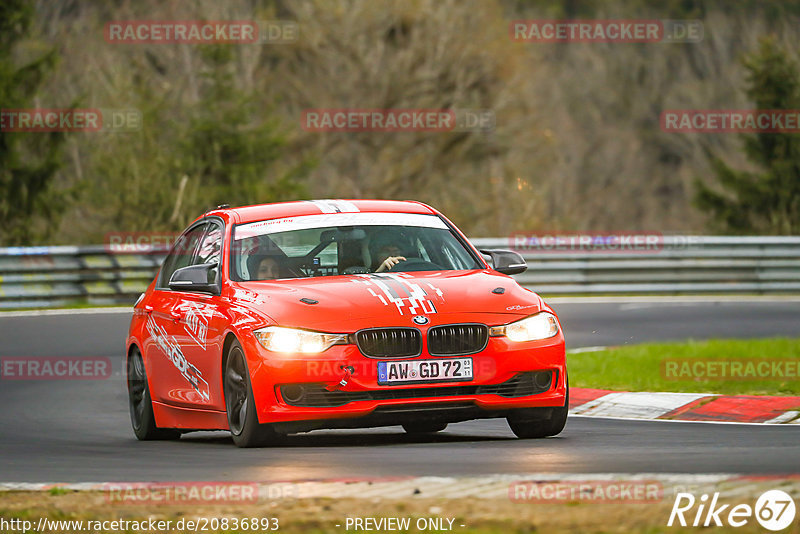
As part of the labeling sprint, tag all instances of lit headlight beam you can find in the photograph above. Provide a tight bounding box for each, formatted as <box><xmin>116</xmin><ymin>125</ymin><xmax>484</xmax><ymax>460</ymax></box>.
<box><xmin>489</xmin><ymin>312</ymin><xmax>559</xmax><ymax>342</ymax></box>
<box><xmin>253</xmin><ymin>326</ymin><xmax>349</xmax><ymax>354</ymax></box>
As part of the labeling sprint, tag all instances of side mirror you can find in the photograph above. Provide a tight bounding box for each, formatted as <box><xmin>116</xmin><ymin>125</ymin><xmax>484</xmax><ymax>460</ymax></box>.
<box><xmin>479</xmin><ymin>249</ymin><xmax>527</xmax><ymax>275</ymax></box>
<box><xmin>169</xmin><ymin>262</ymin><xmax>220</xmax><ymax>295</ymax></box>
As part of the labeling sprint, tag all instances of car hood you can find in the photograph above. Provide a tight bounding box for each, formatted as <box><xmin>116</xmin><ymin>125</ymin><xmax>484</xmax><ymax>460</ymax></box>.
<box><xmin>230</xmin><ymin>270</ymin><xmax>547</xmax><ymax>331</ymax></box>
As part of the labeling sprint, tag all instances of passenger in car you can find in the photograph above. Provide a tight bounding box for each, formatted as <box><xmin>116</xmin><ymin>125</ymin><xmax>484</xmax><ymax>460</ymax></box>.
<box><xmin>248</xmin><ymin>254</ymin><xmax>282</xmax><ymax>280</ymax></box>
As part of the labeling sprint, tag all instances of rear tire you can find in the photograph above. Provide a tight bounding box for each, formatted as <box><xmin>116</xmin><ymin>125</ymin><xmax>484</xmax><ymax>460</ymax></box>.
<box><xmin>224</xmin><ymin>340</ymin><xmax>283</xmax><ymax>448</ymax></box>
<box><xmin>402</xmin><ymin>422</ymin><xmax>448</xmax><ymax>434</ymax></box>
<box><xmin>127</xmin><ymin>348</ymin><xmax>180</xmax><ymax>441</ymax></box>
<box><xmin>507</xmin><ymin>375</ymin><xmax>569</xmax><ymax>439</ymax></box>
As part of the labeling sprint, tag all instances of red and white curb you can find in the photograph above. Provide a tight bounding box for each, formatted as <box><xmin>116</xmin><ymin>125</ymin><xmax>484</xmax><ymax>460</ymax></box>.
<box><xmin>1</xmin><ymin>474</ymin><xmax>798</xmax><ymax>501</ymax></box>
<box><xmin>570</xmin><ymin>388</ymin><xmax>800</xmax><ymax>424</ymax></box>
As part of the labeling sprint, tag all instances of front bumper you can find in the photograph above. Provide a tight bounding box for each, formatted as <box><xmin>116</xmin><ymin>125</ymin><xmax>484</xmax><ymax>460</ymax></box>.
<box><xmin>240</xmin><ymin>333</ymin><xmax>567</xmax><ymax>428</ymax></box>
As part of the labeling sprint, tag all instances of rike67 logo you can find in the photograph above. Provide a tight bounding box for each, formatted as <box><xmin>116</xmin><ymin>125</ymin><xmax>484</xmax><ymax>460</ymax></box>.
<box><xmin>668</xmin><ymin>490</ymin><xmax>796</xmax><ymax>531</ymax></box>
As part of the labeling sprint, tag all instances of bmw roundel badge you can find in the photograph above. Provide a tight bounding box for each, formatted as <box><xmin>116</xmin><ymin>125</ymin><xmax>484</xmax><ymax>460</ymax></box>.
<box><xmin>413</xmin><ymin>316</ymin><xmax>429</xmax><ymax>325</ymax></box>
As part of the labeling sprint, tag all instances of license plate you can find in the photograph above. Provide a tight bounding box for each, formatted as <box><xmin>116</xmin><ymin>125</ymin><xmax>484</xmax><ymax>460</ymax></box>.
<box><xmin>377</xmin><ymin>358</ymin><xmax>473</xmax><ymax>385</ymax></box>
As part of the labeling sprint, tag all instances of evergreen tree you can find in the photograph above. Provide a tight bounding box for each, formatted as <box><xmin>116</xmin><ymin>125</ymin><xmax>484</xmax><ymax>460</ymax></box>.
<box><xmin>695</xmin><ymin>37</ymin><xmax>800</xmax><ymax>234</ymax></box>
<box><xmin>86</xmin><ymin>44</ymin><xmax>310</xmax><ymax>237</ymax></box>
<box><xmin>178</xmin><ymin>45</ymin><xmax>309</xmax><ymax>215</ymax></box>
<box><xmin>0</xmin><ymin>0</ymin><xmax>66</xmax><ymax>245</ymax></box>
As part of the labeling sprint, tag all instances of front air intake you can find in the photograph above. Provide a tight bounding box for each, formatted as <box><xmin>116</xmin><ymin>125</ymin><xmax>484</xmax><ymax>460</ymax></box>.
<box><xmin>355</xmin><ymin>328</ymin><xmax>422</xmax><ymax>358</ymax></box>
<box><xmin>427</xmin><ymin>324</ymin><xmax>489</xmax><ymax>356</ymax></box>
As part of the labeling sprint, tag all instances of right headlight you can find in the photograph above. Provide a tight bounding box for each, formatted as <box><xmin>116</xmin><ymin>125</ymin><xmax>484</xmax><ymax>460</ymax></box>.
<box><xmin>489</xmin><ymin>312</ymin><xmax>559</xmax><ymax>342</ymax></box>
<box><xmin>253</xmin><ymin>326</ymin><xmax>349</xmax><ymax>354</ymax></box>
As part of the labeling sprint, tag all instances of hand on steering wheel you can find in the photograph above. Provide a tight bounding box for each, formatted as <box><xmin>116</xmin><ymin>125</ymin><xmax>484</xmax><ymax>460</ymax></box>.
<box><xmin>376</xmin><ymin>256</ymin><xmax>406</xmax><ymax>272</ymax></box>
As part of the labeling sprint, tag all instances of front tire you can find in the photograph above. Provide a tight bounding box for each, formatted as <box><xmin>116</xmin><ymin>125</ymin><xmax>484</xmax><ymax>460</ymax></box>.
<box><xmin>507</xmin><ymin>375</ymin><xmax>569</xmax><ymax>439</ymax></box>
<box><xmin>224</xmin><ymin>340</ymin><xmax>283</xmax><ymax>448</ymax></box>
<box><xmin>127</xmin><ymin>348</ymin><xmax>180</xmax><ymax>441</ymax></box>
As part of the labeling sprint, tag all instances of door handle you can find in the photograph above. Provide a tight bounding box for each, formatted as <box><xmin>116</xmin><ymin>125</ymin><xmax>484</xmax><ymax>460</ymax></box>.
<box><xmin>143</xmin><ymin>305</ymin><xmax>153</xmax><ymax>314</ymax></box>
<box><xmin>170</xmin><ymin>310</ymin><xmax>182</xmax><ymax>322</ymax></box>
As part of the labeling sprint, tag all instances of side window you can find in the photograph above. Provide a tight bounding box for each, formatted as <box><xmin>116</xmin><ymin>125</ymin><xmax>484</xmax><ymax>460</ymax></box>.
<box><xmin>195</xmin><ymin>223</ymin><xmax>223</xmax><ymax>283</ymax></box>
<box><xmin>195</xmin><ymin>223</ymin><xmax>222</xmax><ymax>266</ymax></box>
<box><xmin>158</xmin><ymin>224</ymin><xmax>207</xmax><ymax>288</ymax></box>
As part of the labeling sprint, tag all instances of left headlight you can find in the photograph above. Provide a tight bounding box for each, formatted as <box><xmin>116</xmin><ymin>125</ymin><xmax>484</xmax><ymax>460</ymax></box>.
<box><xmin>253</xmin><ymin>326</ymin><xmax>349</xmax><ymax>354</ymax></box>
<box><xmin>489</xmin><ymin>312</ymin><xmax>559</xmax><ymax>342</ymax></box>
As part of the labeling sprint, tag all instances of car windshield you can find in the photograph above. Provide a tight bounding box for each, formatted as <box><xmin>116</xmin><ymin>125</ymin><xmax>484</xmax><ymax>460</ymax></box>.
<box><xmin>230</xmin><ymin>212</ymin><xmax>481</xmax><ymax>281</ymax></box>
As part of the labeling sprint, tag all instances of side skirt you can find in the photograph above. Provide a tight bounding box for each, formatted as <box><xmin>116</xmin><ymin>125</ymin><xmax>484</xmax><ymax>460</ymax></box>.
<box><xmin>152</xmin><ymin>401</ymin><xmax>229</xmax><ymax>431</ymax></box>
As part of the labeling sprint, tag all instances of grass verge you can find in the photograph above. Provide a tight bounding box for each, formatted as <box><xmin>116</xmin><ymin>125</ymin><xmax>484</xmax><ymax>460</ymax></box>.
<box><xmin>0</xmin><ymin>488</ymin><xmax>793</xmax><ymax>534</ymax></box>
<box><xmin>569</xmin><ymin>338</ymin><xmax>800</xmax><ymax>396</ymax></box>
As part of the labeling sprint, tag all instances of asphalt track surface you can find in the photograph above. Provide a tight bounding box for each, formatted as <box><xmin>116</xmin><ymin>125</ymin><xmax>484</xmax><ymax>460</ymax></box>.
<box><xmin>1</xmin><ymin>299</ymin><xmax>799</xmax><ymax>482</ymax></box>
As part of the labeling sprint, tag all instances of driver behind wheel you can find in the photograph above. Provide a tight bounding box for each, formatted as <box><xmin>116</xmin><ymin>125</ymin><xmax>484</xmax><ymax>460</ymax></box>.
<box><xmin>370</xmin><ymin>230</ymin><xmax>411</xmax><ymax>272</ymax></box>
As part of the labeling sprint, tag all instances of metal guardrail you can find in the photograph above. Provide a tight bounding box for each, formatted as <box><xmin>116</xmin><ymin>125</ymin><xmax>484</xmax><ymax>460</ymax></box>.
<box><xmin>473</xmin><ymin>236</ymin><xmax>800</xmax><ymax>295</ymax></box>
<box><xmin>0</xmin><ymin>236</ymin><xmax>799</xmax><ymax>308</ymax></box>
<box><xmin>0</xmin><ymin>245</ymin><xmax>166</xmax><ymax>309</ymax></box>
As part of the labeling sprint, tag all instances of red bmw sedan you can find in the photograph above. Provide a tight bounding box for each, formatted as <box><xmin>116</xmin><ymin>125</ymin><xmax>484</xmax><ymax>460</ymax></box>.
<box><xmin>126</xmin><ymin>199</ymin><xmax>567</xmax><ymax>447</ymax></box>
